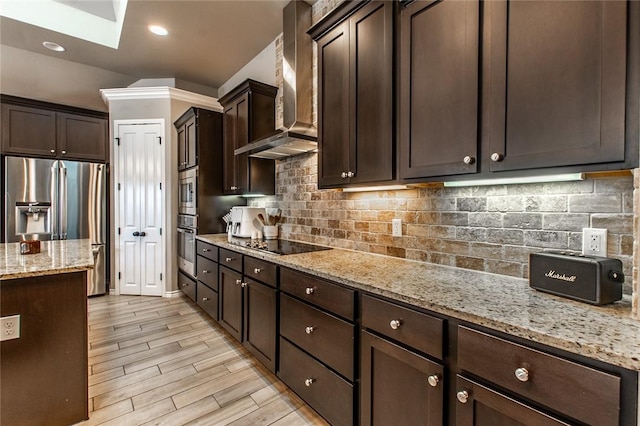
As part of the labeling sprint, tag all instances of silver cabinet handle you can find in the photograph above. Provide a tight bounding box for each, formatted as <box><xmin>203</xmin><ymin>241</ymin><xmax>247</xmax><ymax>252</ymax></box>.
<box><xmin>347</xmin><ymin>171</ymin><xmax>355</xmax><ymax>178</ymax></box>
<box><xmin>202</xmin><ymin>248</ymin><xmax>210</xmax><ymax>252</ymax></box>
<box><xmin>225</xmin><ymin>257</ymin><xmax>233</xmax><ymax>262</ymax></box>
<box><xmin>515</xmin><ymin>367</ymin><xmax>529</xmax><ymax>382</ymax></box>
<box><xmin>230</xmin><ymin>186</ymin><xmax>238</xmax><ymax>191</ymax></box>
<box><xmin>341</xmin><ymin>172</ymin><xmax>348</xmax><ymax>179</ymax></box>
<box><xmin>456</xmin><ymin>390</ymin><xmax>469</xmax><ymax>404</ymax></box>
<box><xmin>463</xmin><ymin>155</ymin><xmax>475</xmax><ymax>165</ymax></box>
<box><xmin>491</xmin><ymin>152</ymin><xmax>504</xmax><ymax>162</ymax></box>
<box><xmin>304</xmin><ymin>378</ymin><xmax>315</xmax><ymax>387</ymax></box>
<box><xmin>61</xmin><ymin>150</ymin><xmax>66</xmax><ymax>155</ymax></box>
<box><xmin>305</xmin><ymin>326</ymin><xmax>315</xmax><ymax>334</ymax></box>
<box><xmin>389</xmin><ymin>319</ymin><xmax>402</xmax><ymax>330</ymax></box>
<box><xmin>241</xmin><ymin>282</ymin><xmax>247</xmax><ymax>288</ymax></box>
<box><xmin>181</xmin><ymin>282</ymin><xmax>189</xmax><ymax>287</ymax></box>
<box><xmin>305</xmin><ymin>287</ymin><xmax>314</xmax><ymax>295</ymax></box>
<box><xmin>202</xmin><ymin>297</ymin><xmax>209</xmax><ymax>301</ymax></box>
<box><xmin>202</xmin><ymin>270</ymin><xmax>210</xmax><ymax>274</ymax></box>
<box><xmin>427</xmin><ymin>375</ymin><xmax>440</xmax><ymax>387</ymax></box>
<box><xmin>50</xmin><ymin>149</ymin><xmax>55</xmax><ymax>154</ymax></box>
<box><xmin>254</xmin><ymin>268</ymin><xmax>261</xmax><ymax>274</ymax></box>
<box><xmin>235</xmin><ymin>279</ymin><xmax>242</xmax><ymax>285</ymax></box>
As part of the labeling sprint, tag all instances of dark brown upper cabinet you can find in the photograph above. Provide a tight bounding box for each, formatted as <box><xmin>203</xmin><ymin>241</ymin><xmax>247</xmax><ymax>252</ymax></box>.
<box><xmin>2</xmin><ymin>95</ymin><xmax>108</xmax><ymax>162</ymax></box>
<box><xmin>218</xmin><ymin>80</ymin><xmax>277</xmax><ymax>195</ymax></box>
<box><xmin>484</xmin><ymin>0</ymin><xmax>638</xmax><ymax>173</ymax></box>
<box><xmin>399</xmin><ymin>0</ymin><xmax>480</xmax><ymax>180</ymax></box>
<box><xmin>176</xmin><ymin>110</ymin><xmax>197</xmax><ymax>171</ymax></box>
<box><xmin>310</xmin><ymin>0</ymin><xmax>394</xmax><ymax>189</ymax></box>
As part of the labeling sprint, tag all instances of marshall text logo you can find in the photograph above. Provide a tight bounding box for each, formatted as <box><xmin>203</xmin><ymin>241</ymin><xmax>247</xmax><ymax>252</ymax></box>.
<box><xmin>545</xmin><ymin>270</ymin><xmax>577</xmax><ymax>283</ymax></box>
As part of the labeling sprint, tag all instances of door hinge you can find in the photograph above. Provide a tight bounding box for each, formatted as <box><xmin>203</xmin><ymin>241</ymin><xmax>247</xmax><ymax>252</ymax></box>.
<box><xmin>117</xmin><ymin>183</ymin><xmax>121</xmax><ymax>191</ymax></box>
<box><xmin>118</xmin><ymin>272</ymin><xmax>121</xmax><ymax>280</ymax></box>
<box><xmin>160</xmin><ymin>228</ymin><xmax>162</xmax><ymax>235</ymax></box>
<box><xmin>158</xmin><ymin>136</ymin><xmax>162</xmax><ymax>145</ymax></box>
<box><xmin>115</xmin><ymin>137</ymin><xmax>120</xmax><ymax>146</ymax></box>
<box><xmin>159</xmin><ymin>182</ymin><xmax>162</xmax><ymax>190</ymax></box>
<box><xmin>160</xmin><ymin>273</ymin><xmax>163</xmax><ymax>281</ymax></box>
<box><xmin>118</xmin><ymin>227</ymin><xmax>121</xmax><ymax>235</ymax></box>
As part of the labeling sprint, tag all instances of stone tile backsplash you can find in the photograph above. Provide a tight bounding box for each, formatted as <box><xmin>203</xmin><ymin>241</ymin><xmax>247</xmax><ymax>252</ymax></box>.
<box><xmin>250</xmin><ymin>153</ymin><xmax>635</xmax><ymax>295</ymax></box>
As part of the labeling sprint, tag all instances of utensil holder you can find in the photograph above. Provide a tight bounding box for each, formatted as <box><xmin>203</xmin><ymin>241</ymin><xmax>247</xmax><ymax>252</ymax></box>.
<box><xmin>263</xmin><ymin>225</ymin><xmax>278</xmax><ymax>240</ymax></box>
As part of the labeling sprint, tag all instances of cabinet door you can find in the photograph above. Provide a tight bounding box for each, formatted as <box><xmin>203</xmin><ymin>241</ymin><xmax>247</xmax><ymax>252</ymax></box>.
<box><xmin>218</xmin><ymin>266</ymin><xmax>243</xmax><ymax>340</ymax></box>
<box><xmin>177</xmin><ymin>124</ymin><xmax>187</xmax><ymax>170</ymax></box>
<box><xmin>455</xmin><ymin>376</ymin><xmax>570</xmax><ymax>426</ymax></box>
<box><xmin>185</xmin><ymin>114</ymin><xmax>197</xmax><ymax>169</ymax></box>
<box><xmin>350</xmin><ymin>0</ymin><xmax>394</xmax><ymax>184</ymax></box>
<box><xmin>317</xmin><ymin>21</ymin><xmax>351</xmax><ymax>188</ymax></box>
<box><xmin>58</xmin><ymin>113</ymin><xmax>108</xmax><ymax>162</ymax></box>
<box><xmin>399</xmin><ymin>0</ymin><xmax>479</xmax><ymax>180</ymax></box>
<box><xmin>222</xmin><ymin>97</ymin><xmax>249</xmax><ymax>194</ymax></box>
<box><xmin>243</xmin><ymin>278</ymin><xmax>277</xmax><ymax>372</ymax></box>
<box><xmin>360</xmin><ymin>330</ymin><xmax>444</xmax><ymax>426</ymax></box>
<box><xmin>1</xmin><ymin>104</ymin><xmax>57</xmax><ymax>157</ymax></box>
<box><xmin>485</xmin><ymin>1</ymin><xmax>627</xmax><ymax>171</ymax></box>
<box><xmin>222</xmin><ymin>104</ymin><xmax>237</xmax><ymax>193</ymax></box>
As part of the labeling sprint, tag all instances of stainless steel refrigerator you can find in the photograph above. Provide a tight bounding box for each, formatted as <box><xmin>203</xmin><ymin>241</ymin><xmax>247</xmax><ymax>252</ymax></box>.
<box><xmin>3</xmin><ymin>156</ymin><xmax>108</xmax><ymax>296</ymax></box>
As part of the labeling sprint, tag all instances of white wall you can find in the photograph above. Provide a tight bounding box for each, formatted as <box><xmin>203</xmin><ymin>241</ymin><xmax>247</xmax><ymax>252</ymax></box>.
<box><xmin>217</xmin><ymin>38</ymin><xmax>279</xmax><ymax>98</ymax></box>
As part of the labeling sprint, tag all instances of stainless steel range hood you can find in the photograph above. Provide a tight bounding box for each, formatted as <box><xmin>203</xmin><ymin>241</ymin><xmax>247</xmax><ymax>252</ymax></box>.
<box><xmin>235</xmin><ymin>0</ymin><xmax>317</xmax><ymax>160</ymax></box>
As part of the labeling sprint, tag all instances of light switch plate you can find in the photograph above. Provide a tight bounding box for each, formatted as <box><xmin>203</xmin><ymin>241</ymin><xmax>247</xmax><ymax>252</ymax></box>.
<box><xmin>392</xmin><ymin>218</ymin><xmax>402</xmax><ymax>237</ymax></box>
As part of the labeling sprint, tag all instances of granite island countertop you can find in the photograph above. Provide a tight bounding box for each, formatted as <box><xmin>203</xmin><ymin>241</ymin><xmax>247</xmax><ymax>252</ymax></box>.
<box><xmin>0</xmin><ymin>239</ymin><xmax>95</xmax><ymax>280</ymax></box>
<box><xmin>199</xmin><ymin>234</ymin><xmax>640</xmax><ymax>371</ymax></box>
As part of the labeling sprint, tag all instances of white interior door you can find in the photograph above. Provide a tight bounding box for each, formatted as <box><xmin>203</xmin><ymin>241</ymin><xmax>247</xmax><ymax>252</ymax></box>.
<box><xmin>115</xmin><ymin>121</ymin><xmax>164</xmax><ymax>296</ymax></box>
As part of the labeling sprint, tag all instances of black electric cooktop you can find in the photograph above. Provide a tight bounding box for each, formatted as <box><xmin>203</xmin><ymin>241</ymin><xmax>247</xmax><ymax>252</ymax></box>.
<box><xmin>229</xmin><ymin>238</ymin><xmax>332</xmax><ymax>255</ymax></box>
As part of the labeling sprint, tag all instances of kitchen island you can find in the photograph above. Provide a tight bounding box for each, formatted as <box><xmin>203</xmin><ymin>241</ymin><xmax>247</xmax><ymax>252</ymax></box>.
<box><xmin>0</xmin><ymin>239</ymin><xmax>94</xmax><ymax>426</ymax></box>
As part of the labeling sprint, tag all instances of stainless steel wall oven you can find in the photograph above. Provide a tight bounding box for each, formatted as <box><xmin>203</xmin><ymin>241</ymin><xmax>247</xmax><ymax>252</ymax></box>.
<box><xmin>177</xmin><ymin>214</ymin><xmax>196</xmax><ymax>277</ymax></box>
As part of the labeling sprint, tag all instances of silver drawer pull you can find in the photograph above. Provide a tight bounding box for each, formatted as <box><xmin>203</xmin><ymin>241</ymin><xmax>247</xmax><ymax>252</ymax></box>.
<box><xmin>491</xmin><ymin>152</ymin><xmax>504</xmax><ymax>162</ymax></box>
<box><xmin>202</xmin><ymin>270</ymin><xmax>210</xmax><ymax>274</ymax></box>
<box><xmin>515</xmin><ymin>367</ymin><xmax>529</xmax><ymax>382</ymax></box>
<box><xmin>254</xmin><ymin>268</ymin><xmax>261</xmax><ymax>274</ymax></box>
<box><xmin>341</xmin><ymin>171</ymin><xmax>348</xmax><ymax>179</ymax></box>
<box><xmin>241</xmin><ymin>282</ymin><xmax>248</xmax><ymax>288</ymax></box>
<box><xmin>202</xmin><ymin>248</ymin><xmax>210</xmax><ymax>252</ymax></box>
<box><xmin>389</xmin><ymin>319</ymin><xmax>402</xmax><ymax>330</ymax></box>
<box><xmin>427</xmin><ymin>375</ymin><xmax>440</xmax><ymax>387</ymax></box>
<box><xmin>304</xmin><ymin>378</ymin><xmax>315</xmax><ymax>387</ymax></box>
<box><xmin>235</xmin><ymin>279</ymin><xmax>241</xmax><ymax>285</ymax></box>
<box><xmin>202</xmin><ymin>297</ymin><xmax>209</xmax><ymax>302</ymax></box>
<box><xmin>181</xmin><ymin>282</ymin><xmax>189</xmax><ymax>287</ymax></box>
<box><xmin>456</xmin><ymin>390</ymin><xmax>469</xmax><ymax>404</ymax></box>
<box><xmin>225</xmin><ymin>257</ymin><xmax>233</xmax><ymax>262</ymax></box>
<box><xmin>230</xmin><ymin>186</ymin><xmax>238</xmax><ymax>191</ymax></box>
<box><xmin>305</xmin><ymin>326</ymin><xmax>315</xmax><ymax>334</ymax></box>
<box><xmin>305</xmin><ymin>287</ymin><xmax>314</xmax><ymax>295</ymax></box>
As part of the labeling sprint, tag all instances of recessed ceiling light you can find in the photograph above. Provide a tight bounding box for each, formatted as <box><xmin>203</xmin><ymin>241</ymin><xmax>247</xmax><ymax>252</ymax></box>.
<box><xmin>148</xmin><ymin>25</ymin><xmax>168</xmax><ymax>36</ymax></box>
<box><xmin>42</xmin><ymin>41</ymin><xmax>65</xmax><ymax>52</ymax></box>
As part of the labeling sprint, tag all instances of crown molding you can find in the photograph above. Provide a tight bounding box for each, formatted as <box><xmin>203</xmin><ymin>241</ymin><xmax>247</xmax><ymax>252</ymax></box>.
<box><xmin>100</xmin><ymin>86</ymin><xmax>222</xmax><ymax>111</ymax></box>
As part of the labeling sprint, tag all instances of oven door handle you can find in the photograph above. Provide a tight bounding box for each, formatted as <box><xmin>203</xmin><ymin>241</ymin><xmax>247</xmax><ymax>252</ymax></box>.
<box><xmin>177</xmin><ymin>228</ymin><xmax>194</xmax><ymax>234</ymax></box>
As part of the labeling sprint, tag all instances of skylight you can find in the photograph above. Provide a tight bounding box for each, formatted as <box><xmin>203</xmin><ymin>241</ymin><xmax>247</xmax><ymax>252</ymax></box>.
<box><xmin>0</xmin><ymin>0</ymin><xmax>128</xmax><ymax>49</ymax></box>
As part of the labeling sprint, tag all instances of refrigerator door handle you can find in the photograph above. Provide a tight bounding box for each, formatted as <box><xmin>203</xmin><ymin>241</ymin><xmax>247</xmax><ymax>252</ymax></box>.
<box><xmin>50</xmin><ymin>162</ymin><xmax>59</xmax><ymax>240</ymax></box>
<box><xmin>59</xmin><ymin>166</ymin><xmax>68</xmax><ymax>239</ymax></box>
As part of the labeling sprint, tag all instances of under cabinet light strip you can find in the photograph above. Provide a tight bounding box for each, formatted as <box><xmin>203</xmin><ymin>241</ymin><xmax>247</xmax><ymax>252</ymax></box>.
<box><xmin>443</xmin><ymin>173</ymin><xmax>584</xmax><ymax>187</ymax></box>
<box><xmin>342</xmin><ymin>185</ymin><xmax>410</xmax><ymax>193</ymax></box>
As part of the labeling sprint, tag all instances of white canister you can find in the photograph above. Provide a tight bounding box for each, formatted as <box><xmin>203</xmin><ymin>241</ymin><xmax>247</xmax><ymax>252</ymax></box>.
<box><xmin>263</xmin><ymin>225</ymin><xmax>278</xmax><ymax>240</ymax></box>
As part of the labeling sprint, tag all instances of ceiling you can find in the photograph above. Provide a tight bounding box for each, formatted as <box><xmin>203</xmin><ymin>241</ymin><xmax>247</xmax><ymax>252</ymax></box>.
<box><xmin>0</xmin><ymin>0</ymin><xmax>292</xmax><ymax>105</ymax></box>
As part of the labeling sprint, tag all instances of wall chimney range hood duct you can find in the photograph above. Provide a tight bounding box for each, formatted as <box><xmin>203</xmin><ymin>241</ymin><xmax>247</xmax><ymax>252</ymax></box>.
<box><xmin>235</xmin><ymin>0</ymin><xmax>317</xmax><ymax>160</ymax></box>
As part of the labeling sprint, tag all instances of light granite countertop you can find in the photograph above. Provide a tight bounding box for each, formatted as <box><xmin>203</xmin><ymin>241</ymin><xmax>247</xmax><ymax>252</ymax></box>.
<box><xmin>0</xmin><ymin>239</ymin><xmax>95</xmax><ymax>280</ymax></box>
<box><xmin>199</xmin><ymin>234</ymin><xmax>640</xmax><ymax>371</ymax></box>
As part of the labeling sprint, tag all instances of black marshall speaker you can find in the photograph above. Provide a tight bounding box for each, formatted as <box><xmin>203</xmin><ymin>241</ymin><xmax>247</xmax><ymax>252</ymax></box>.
<box><xmin>529</xmin><ymin>252</ymin><xmax>624</xmax><ymax>305</ymax></box>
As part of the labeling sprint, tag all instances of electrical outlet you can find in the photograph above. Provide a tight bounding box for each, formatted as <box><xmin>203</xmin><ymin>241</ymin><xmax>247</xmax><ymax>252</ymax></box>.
<box><xmin>392</xmin><ymin>218</ymin><xmax>402</xmax><ymax>237</ymax></box>
<box><xmin>1</xmin><ymin>314</ymin><xmax>20</xmax><ymax>341</ymax></box>
<box><xmin>582</xmin><ymin>228</ymin><xmax>607</xmax><ymax>257</ymax></box>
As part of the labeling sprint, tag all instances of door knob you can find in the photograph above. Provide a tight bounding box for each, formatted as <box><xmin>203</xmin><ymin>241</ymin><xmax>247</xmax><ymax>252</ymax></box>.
<box><xmin>139</xmin><ymin>231</ymin><xmax>146</xmax><ymax>237</ymax></box>
<box><xmin>133</xmin><ymin>231</ymin><xmax>140</xmax><ymax>236</ymax></box>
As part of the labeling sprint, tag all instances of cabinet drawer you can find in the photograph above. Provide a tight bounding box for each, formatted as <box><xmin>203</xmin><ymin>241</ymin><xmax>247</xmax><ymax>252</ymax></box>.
<box><xmin>457</xmin><ymin>326</ymin><xmax>620</xmax><ymax>426</ymax></box>
<box><xmin>178</xmin><ymin>270</ymin><xmax>196</xmax><ymax>303</ymax></box>
<box><xmin>280</xmin><ymin>294</ymin><xmax>355</xmax><ymax>380</ymax></box>
<box><xmin>280</xmin><ymin>268</ymin><xmax>355</xmax><ymax>320</ymax></box>
<box><xmin>278</xmin><ymin>337</ymin><xmax>354</xmax><ymax>426</ymax></box>
<box><xmin>244</xmin><ymin>256</ymin><xmax>277</xmax><ymax>287</ymax></box>
<box><xmin>196</xmin><ymin>256</ymin><xmax>218</xmax><ymax>290</ymax></box>
<box><xmin>196</xmin><ymin>240</ymin><xmax>218</xmax><ymax>262</ymax></box>
<box><xmin>219</xmin><ymin>248</ymin><xmax>242</xmax><ymax>272</ymax></box>
<box><xmin>196</xmin><ymin>282</ymin><xmax>218</xmax><ymax>320</ymax></box>
<box><xmin>361</xmin><ymin>294</ymin><xmax>444</xmax><ymax>360</ymax></box>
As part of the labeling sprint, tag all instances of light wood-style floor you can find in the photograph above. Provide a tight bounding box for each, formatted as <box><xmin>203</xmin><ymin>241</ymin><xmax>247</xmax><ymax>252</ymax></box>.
<box><xmin>75</xmin><ymin>294</ymin><xmax>329</xmax><ymax>426</ymax></box>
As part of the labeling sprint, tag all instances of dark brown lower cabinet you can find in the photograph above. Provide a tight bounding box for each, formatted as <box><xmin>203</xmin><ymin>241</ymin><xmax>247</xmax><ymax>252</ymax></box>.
<box><xmin>218</xmin><ymin>266</ymin><xmax>243</xmax><ymax>341</ymax></box>
<box><xmin>243</xmin><ymin>278</ymin><xmax>277</xmax><ymax>372</ymax></box>
<box><xmin>360</xmin><ymin>330</ymin><xmax>444</xmax><ymax>426</ymax></box>
<box><xmin>178</xmin><ymin>270</ymin><xmax>196</xmax><ymax>303</ymax></box>
<box><xmin>279</xmin><ymin>337</ymin><xmax>354</xmax><ymax>426</ymax></box>
<box><xmin>196</xmin><ymin>282</ymin><xmax>218</xmax><ymax>320</ymax></box>
<box><xmin>455</xmin><ymin>376</ymin><xmax>569</xmax><ymax>426</ymax></box>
